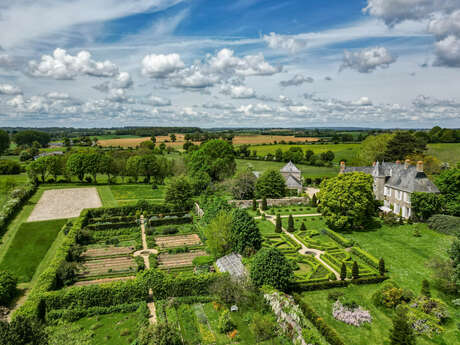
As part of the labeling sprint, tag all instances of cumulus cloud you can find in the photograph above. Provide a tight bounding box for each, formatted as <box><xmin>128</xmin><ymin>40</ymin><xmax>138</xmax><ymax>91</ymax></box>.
<box><xmin>220</xmin><ymin>84</ymin><xmax>256</xmax><ymax>99</ymax></box>
<box><xmin>28</xmin><ymin>48</ymin><xmax>119</xmax><ymax>79</ymax></box>
<box><xmin>340</xmin><ymin>47</ymin><xmax>396</xmax><ymax>73</ymax></box>
<box><xmin>45</xmin><ymin>92</ymin><xmax>70</xmax><ymax>100</ymax></box>
<box><xmin>364</xmin><ymin>1</ymin><xmax>460</xmax><ymax>67</ymax></box>
<box><xmin>353</xmin><ymin>97</ymin><xmax>373</xmax><ymax>106</ymax></box>
<box><xmin>141</xmin><ymin>53</ymin><xmax>185</xmax><ymax>78</ymax></box>
<box><xmin>263</xmin><ymin>32</ymin><xmax>307</xmax><ymax>53</ymax></box>
<box><xmin>280</xmin><ymin>74</ymin><xmax>314</xmax><ymax>87</ymax></box>
<box><xmin>0</xmin><ymin>84</ymin><xmax>22</xmax><ymax>95</ymax></box>
<box><xmin>148</xmin><ymin>96</ymin><xmax>171</xmax><ymax>106</ymax></box>
<box><xmin>433</xmin><ymin>35</ymin><xmax>460</xmax><ymax>67</ymax></box>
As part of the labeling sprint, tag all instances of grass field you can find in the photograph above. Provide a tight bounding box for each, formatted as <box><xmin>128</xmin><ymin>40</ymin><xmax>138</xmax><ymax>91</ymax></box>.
<box><xmin>109</xmin><ymin>184</ymin><xmax>165</xmax><ymax>201</ymax></box>
<box><xmin>0</xmin><ymin>218</ymin><xmax>67</xmax><ymax>282</ymax></box>
<box><xmin>246</xmin><ymin>143</ymin><xmax>360</xmax><ymax>163</ymax></box>
<box><xmin>300</xmin><ymin>224</ymin><xmax>459</xmax><ymax>345</ymax></box>
<box><xmin>266</xmin><ymin>205</ymin><xmax>318</xmax><ymax>216</ymax></box>
<box><xmin>426</xmin><ymin>143</ymin><xmax>460</xmax><ymax>166</ymax></box>
<box><xmin>236</xmin><ymin>159</ymin><xmax>339</xmax><ymax>178</ymax></box>
<box><xmin>233</xmin><ymin>134</ymin><xmax>319</xmax><ymax>145</ymax></box>
<box><xmin>71</xmin><ymin>312</ymin><xmax>139</xmax><ymax>345</ymax></box>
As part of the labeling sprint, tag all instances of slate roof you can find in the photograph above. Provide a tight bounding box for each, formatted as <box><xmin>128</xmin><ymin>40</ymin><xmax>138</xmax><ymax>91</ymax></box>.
<box><xmin>285</xmin><ymin>174</ymin><xmax>302</xmax><ymax>189</ymax></box>
<box><xmin>280</xmin><ymin>161</ymin><xmax>301</xmax><ymax>173</ymax></box>
<box><xmin>344</xmin><ymin>162</ymin><xmax>440</xmax><ymax>193</ymax></box>
<box><xmin>216</xmin><ymin>253</ymin><xmax>247</xmax><ymax>278</ymax></box>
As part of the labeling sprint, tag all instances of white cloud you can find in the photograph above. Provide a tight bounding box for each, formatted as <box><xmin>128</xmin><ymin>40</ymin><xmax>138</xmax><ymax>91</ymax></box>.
<box><xmin>148</xmin><ymin>96</ymin><xmax>171</xmax><ymax>106</ymax></box>
<box><xmin>28</xmin><ymin>48</ymin><xmax>119</xmax><ymax>79</ymax></box>
<box><xmin>353</xmin><ymin>96</ymin><xmax>373</xmax><ymax>106</ymax></box>
<box><xmin>0</xmin><ymin>84</ymin><xmax>22</xmax><ymax>95</ymax></box>
<box><xmin>141</xmin><ymin>53</ymin><xmax>185</xmax><ymax>78</ymax></box>
<box><xmin>433</xmin><ymin>35</ymin><xmax>460</xmax><ymax>67</ymax></box>
<box><xmin>220</xmin><ymin>85</ymin><xmax>256</xmax><ymax>99</ymax></box>
<box><xmin>113</xmin><ymin>72</ymin><xmax>133</xmax><ymax>89</ymax></box>
<box><xmin>340</xmin><ymin>47</ymin><xmax>396</xmax><ymax>73</ymax></box>
<box><xmin>263</xmin><ymin>32</ymin><xmax>307</xmax><ymax>53</ymax></box>
<box><xmin>363</xmin><ymin>0</ymin><xmax>456</xmax><ymax>26</ymax></box>
<box><xmin>45</xmin><ymin>92</ymin><xmax>70</xmax><ymax>100</ymax></box>
<box><xmin>280</xmin><ymin>74</ymin><xmax>314</xmax><ymax>87</ymax></box>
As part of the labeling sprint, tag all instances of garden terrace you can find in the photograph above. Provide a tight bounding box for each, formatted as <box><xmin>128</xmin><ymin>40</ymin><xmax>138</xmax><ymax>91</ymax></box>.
<box><xmin>158</xmin><ymin>250</ymin><xmax>207</xmax><ymax>270</ymax></box>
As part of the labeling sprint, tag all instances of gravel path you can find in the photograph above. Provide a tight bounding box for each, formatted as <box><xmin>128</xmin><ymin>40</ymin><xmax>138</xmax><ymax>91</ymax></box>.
<box><xmin>28</xmin><ymin>188</ymin><xmax>102</xmax><ymax>221</ymax></box>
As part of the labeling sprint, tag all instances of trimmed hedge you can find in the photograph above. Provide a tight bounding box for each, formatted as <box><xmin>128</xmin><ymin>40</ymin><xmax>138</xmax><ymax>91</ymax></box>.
<box><xmin>322</xmin><ymin>229</ymin><xmax>354</xmax><ymax>247</ymax></box>
<box><xmin>427</xmin><ymin>214</ymin><xmax>460</xmax><ymax>236</ymax></box>
<box><xmin>149</xmin><ymin>215</ymin><xmax>193</xmax><ymax>227</ymax></box>
<box><xmin>86</xmin><ymin>204</ymin><xmax>174</xmax><ymax>218</ymax></box>
<box><xmin>351</xmin><ymin>247</ymin><xmax>379</xmax><ymax>269</ymax></box>
<box><xmin>0</xmin><ymin>183</ymin><xmax>37</xmax><ymax>237</ymax></box>
<box><xmin>0</xmin><ymin>270</ymin><xmax>17</xmax><ymax>306</ymax></box>
<box><xmin>85</xmin><ymin>222</ymin><xmax>137</xmax><ymax>231</ymax></box>
<box><xmin>293</xmin><ymin>293</ymin><xmax>346</xmax><ymax>345</ymax></box>
<box><xmin>290</xmin><ymin>275</ymin><xmax>387</xmax><ymax>292</ymax></box>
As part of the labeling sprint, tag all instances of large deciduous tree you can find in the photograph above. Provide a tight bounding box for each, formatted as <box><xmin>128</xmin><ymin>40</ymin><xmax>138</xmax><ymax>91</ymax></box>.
<box><xmin>13</xmin><ymin>130</ymin><xmax>51</xmax><ymax>147</ymax></box>
<box><xmin>318</xmin><ymin>172</ymin><xmax>376</xmax><ymax>231</ymax></box>
<box><xmin>357</xmin><ymin>133</ymin><xmax>393</xmax><ymax>165</ymax></box>
<box><xmin>255</xmin><ymin>169</ymin><xmax>286</xmax><ymax>198</ymax></box>
<box><xmin>250</xmin><ymin>247</ymin><xmax>293</xmax><ymax>291</ymax></box>
<box><xmin>231</xmin><ymin>170</ymin><xmax>256</xmax><ymax>200</ymax></box>
<box><xmin>384</xmin><ymin>131</ymin><xmax>426</xmax><ymax>162</ymax></box>
<box><xmin>230</xmin><ymin>208</ymin><xmax>262</xmax><ymax>256</ymax></box>
<box><xmin>411</xmin><ymin>192</ymin><xmax>444</xmax><ymax>220</ymax></box>
<box><xmin>188</xmin><ymin>139</ymin><xmax>236</xmax><ymax>181</ymax></box>
<box><xmin>203</xmin><ymin>211</ymin><xmax>233</xmax><ymax>258</ymax></box>
<box><xmin>165</xmin><ymin>175</ymin><xmax>194</xmax><ymax>211</ymax></box>
<box><xmin>435</xmin><ymin>167</ymin><xmax>460</xmax><ymax>216</ymax></box>
<box><xmin>66</xmin><ymin>153</ymin><xmax>86</xmax><ymax>182</ymax></box>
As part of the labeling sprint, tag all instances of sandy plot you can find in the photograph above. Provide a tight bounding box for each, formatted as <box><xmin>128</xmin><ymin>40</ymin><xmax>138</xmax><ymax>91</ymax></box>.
<box><xmin>28</xmin><ymin>188</ymin><xmax>102</xmax><ymax>221</ymax></box>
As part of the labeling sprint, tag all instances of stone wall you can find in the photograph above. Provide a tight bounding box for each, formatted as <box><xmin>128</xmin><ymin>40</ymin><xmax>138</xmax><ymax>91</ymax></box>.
<box><xmin>229</xmin><ymin>196</ymin><xmax>310</xmax><ymax>209</ymax></box>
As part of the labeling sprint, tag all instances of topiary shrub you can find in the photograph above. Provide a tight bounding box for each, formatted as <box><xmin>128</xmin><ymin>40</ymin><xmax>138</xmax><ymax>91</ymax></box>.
<box><xmin>351</xmin><ymin>261</ymin><xmax>359</xmax><ymax>280</ymax></box>
<box><xmin>275</xmin><ymin>214</ymin><xmax>282</xmax><ymax>233</ymax></box>
<box><xmin>287</xmin><ymin>214</ymin><xmax>295</xmax><ymax>232</ymax></box>
<box><xmin>300</xmin><ymin>222</ymin><xmax>306</xmax><ymax>231</ymax></box>
<box><xmin>250</xmin><ymin>247</ymin><xmax>293</xmax><ymax>291</ymax></box>
<box><xmin>0</xmin><ymin>270</ymin><xmax>17</xmax><ymax>306</ymax></box>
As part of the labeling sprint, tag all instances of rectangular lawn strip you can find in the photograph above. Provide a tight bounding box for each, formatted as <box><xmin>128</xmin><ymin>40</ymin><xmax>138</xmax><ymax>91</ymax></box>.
<box><xmin>0</xmin><ymin>219</ymin><xmax>67</xmax><ymax>282</ymax></box>
<box><xmin>266</xmin><ymin>205</ymin><xmax>318</xmax><ymax>216</ymax></box>
<box><xmin>177</xmin><ymin>303</ymin><xmax>201</xmax><ymax>344</ymax></box>
<box><xmin>71</xmin><ymin>311</ymin><xmax>138</xmax><ymax>345</ymax></box>
<box><xmin>256</xmin><ymin>219</ymin><xmax>276</xmax><ymax>235</ymax></box>
<box><xmin>109</xmin><ymin>184</ymin><xmax>165</xmax><ymax>201</ymax></box>
<box><xmin>97</xmin><ymin>185</ymin><xmax>118</xmax><ymax>207</ymax></box>
<box><xmin>281</xmin><ymin>215</ymin><xmax>327</xmax><ymax>232</ymax></box>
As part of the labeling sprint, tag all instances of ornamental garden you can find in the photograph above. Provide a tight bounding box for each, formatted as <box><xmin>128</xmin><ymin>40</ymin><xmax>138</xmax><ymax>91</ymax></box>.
<box><xmin>0</xmin><ymin>133</ymin><xmax>459</xmax><ymax>345</ymax></box>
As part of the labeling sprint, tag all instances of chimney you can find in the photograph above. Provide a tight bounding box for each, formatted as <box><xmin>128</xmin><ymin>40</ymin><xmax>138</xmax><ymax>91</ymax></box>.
<box><xmin>340</xmin><ymin>161</ymin><xmax>345</xmax><ymax>174</ymax></box>
<box><xmin>404</xmin><ymin>159</ymin><xmax>410</xmax><ymax>169</ymax></box>
<box><xmin>416</xmin><ymin>161</ymin><xmax>423</xmax><ymax>172</ymax></box>
<box><xmin>396</xmin><ymin>160</ymin><xmax>401</xmax><ymax>165</ymax></box>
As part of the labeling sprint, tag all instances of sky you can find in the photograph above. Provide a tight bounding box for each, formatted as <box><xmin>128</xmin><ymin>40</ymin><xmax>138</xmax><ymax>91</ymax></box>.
<box><xmin>0</xmin><ymin>0</ymin><xmax>460</xmax><ymax>128</ymax></box>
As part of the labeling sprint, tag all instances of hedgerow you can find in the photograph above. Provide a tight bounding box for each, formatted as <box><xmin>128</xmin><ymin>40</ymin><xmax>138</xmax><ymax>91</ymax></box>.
<box><xmin>0</xmin><ymin>183</ymin><xmax>37</xmax><ymax>237</ymax></box>
<box><xmin>427</xmin><ymin>214</ymin><xmax>460</xmax><ymax>236</ymax></box>
<box><xmin>290</xmin><ymin>276</ymin><xmax>388</xmax><ymax>292</ymax></box>
<box><xmin>350</xmin><ymin>246</ymin><xmax>380</xmax><ymax>269</ymax></box>
<box><xmin>322</xmin><ymin>229</ymin><xmax>354</xmax><ymax>247</ymax></box>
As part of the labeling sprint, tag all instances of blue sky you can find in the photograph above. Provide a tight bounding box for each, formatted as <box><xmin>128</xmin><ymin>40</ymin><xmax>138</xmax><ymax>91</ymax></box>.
<box><xmin>0</xmin><ymin>0</ymin><xmax>459</xmax><ymax>128</ymax></box>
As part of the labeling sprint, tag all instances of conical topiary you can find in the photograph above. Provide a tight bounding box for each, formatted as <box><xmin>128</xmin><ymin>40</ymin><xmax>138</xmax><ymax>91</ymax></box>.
<box><xmin>352</xmin><ymin>261</ymin><xmax>359</xmax><ymax>280</ymax></box>
<box><xmin>340</xmin><ymin>262</ymin><xmax>347</xmax><ymax>281</ymax></box>
<box><xmin>275</xmin><ymin>214</ymin><xmax>282</xmax><ymax>233</ymax></box>
<box><xmin>389</xmin><ymin>307</ymin><xmax>416</xmax><ymax>345</ymax></box>
<box><xmin>287</xmin><ymin>214</ymin><xmax>295</xmax><ymax>232</ymax></box>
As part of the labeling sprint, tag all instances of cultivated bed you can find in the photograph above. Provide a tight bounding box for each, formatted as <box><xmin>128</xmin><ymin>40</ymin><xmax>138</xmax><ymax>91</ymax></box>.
<box><xmin>28</xmin><ymin>187</ymin><xmax>102</xmax><ymax>221</ymax></box>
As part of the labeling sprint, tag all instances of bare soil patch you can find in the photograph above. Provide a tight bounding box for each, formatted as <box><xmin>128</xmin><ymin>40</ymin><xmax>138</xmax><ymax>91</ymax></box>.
<box><xmin>155</xmin><ymin>234</ymin><xmax>201</xmax><ymax>249</ymax></box>
<box><xmin>158</xmin><ymin>250</ymin><xmax>206</xmax><ymax>269</ymax></box>
<box><xmin>28</xmin><ymin>188</ymin><xmax>102</xmax><ymax>221</ymax></box>
<box><xmin>83</xmin><ymin>246</ymin><xmax>134</xmax><ymax>258</ymax></box>
<box><xmin>98</xmin><ymin>134</ymin><xmax>200</xmax><ymax>148</ymax></box>
<box><xmin>80</xmin><ymin>256</ymin><xmax>136</xmax><ymax>276</ymax></box>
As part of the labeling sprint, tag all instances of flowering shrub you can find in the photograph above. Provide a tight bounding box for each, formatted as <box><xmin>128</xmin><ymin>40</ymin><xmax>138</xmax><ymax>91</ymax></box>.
<box><xmin>332</xmin><ymin>300</ymin><xmax>372</xmax><ymax>327</ymax></box>
<box><xmin>406</xmin><ymin>296</ymin><xmax>449</xmax><ymax>337</ymax></box>
<box><xmin>264</xmin><ymin>292</ymin><xmax>311</xmax><ymax>345</ymax></box>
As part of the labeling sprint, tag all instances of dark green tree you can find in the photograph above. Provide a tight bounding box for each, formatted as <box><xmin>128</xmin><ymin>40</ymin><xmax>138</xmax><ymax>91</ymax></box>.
<box><xmin>165</xmin><ymin>175</ymin><xmax>194</xmax><ymax>211</ymax></box>
<box><xmin>261</xmin><ymin>197</ymin><xmax>268</xmax><ymax>211</ymax></box>
<box><xmin>287</xmin><ymin>214</ymin><xmax>295</xmax><ymax>232</ymax></box>
<box><xmin>66</xmin><ymin>153</ymin><xmax>86</xmax><ymax>182</ymax></box>
<box><xmin>0</xmin><ymin>270</ymin><xmax>17</xmax><ymax>306</ymax></box>
<box><xmin>320</xmin><ymin>150</ymin><xmax>335</xmax><ymax>162</ymax></box>
<box><xmin>389</xmin><ymin>307</ymin><xmax>416</xmax><ymax>345</ymax></box>
<box><xmin>340</xmin><ymin>262</ymin><xmax>347</xmax><ymax>281</ymax></box>
<box><xmin>252</xmin><ymin>198</ymin><xmax>257</xmax><ymax>211</ymax></box>
<box><xmin>384</xmin><ymin>131</ymin><xmax>426</xmax><ymax>161</ymax></box>
<box><xmin>170</xmin><ymin>133</ymin><xmax>176</xmax><ymax>142</ymax></box>
<box><xmin>421</xmin><ymin>279</ymin><xmax>431</xmax><ymax>297</ymax></box>
<box><xmin>311</xmin><ymin>193</ymin><xmax>317</xmax><ymax>206</ymax></box>
<box><xmin>188</xmin><ymin>139</ymin><xmax>236</xmax><ymax>181</ymax></box>
<box><xmin>231</xmin><ymin>170</ymin><xmax>256</xmax><ymax>200</ymax></box>
<box><xmin>250</xmin><ymin>247</ymin><xmax>293</xmax><ymax>291</ymax></box>
<box><xmin>275</xmin><ymin>214</ymin><xmax>282</xmax><ymax>233</ymax></box>
<box><xmin>0</xmin><ymin>130</ymin><xmax>10</xmax><ymax>154</ymax></box>
<box><xmin>411</xmin><ymin>192</ymin><xmax>444</xmax><ymax>220</ymax></box>
<box><xmin>300</xmin><ymin>221</ymin><xmax>306</xmax><ymax>231</ymax></box>
<box><xmin>255</xmin><ymin>169</ymin><xmax>286</xmax><ymax>198</ymax></box>
<box><xmin>352</xmin><ymin>261</ymin><xmax>359</xmax><ymax>280</ymax></box>
<box><xmin>13</xmin><ymin>130</ymin><xmax>51</xmax><ymax>147</ymax></box>
<box><xmin>305</xmin><ymin>149</ymin><xmax>314</xmax><ymax>162</ymax></box>
<box><xmin>230</xmin><ymin>209</ymin><xmax>262</xmax><ymax>255</ymax></box>
<box><xmin>379</xmin><ymin>258</ymin><xmax>386</xmax><ymax>276</ymax></box>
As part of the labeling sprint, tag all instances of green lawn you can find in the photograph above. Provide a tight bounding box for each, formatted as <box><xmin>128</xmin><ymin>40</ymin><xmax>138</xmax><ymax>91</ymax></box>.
<box><xmin>300</xmin><ymin>224</ymin><xmax>459</xmax><ymax>345</ymax></box>
<box><xmin>247</xmin><ymin>143</ymin><xmax>361</xmax><ymax>164</ymax></box>
<box><xmin>281</xmin><ymin>215</ymin><xmax>327</xmax><ymax>231</ymax></box>
<box><xmin>109</xmin><ymin>184</ymin><xmax>165</xmax><ymax>201</ymax></box>
<box><xmin>236</xmin><ymin>159</ymin><xmax>339</xmax><ymax>178</ymax></box>
<box><xmin>256</xmin><ymin>219</ymin><xmax>276</xmax><ymax>235</ymax></box>
<box><xmin>426</xmin><ymin>143</ymin><xmax>460</xmax><ymax>166</ymax></box>
<box><xmin>71</xmin><ymin>312</ymin><xmax>139</xmax><ymax>345</ymax></box>
<box><xmin>0</xmin><ymin>219</ymin><xmax>67</xmax><ymax>282</ymax></box>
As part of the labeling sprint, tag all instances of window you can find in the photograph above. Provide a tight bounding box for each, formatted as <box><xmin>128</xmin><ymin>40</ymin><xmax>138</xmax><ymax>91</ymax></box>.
<box><xmin>404</xmin><ymin>193</ymin><xmax>411</xmax><ymax>203</ymax></box>
<box><xmin>384</xmin><ymin>186</ymin><xmax>388</xmax><ymax>196</ymax></box>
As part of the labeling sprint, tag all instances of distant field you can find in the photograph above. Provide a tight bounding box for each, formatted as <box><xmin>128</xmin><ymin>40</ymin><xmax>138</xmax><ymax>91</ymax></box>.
<box><xmin>98</xmin><ymin>134</ymin><xmax>197</xmax><ymax>148</ymax></box>
<box><xmin>236</xmin><ymin>159</ymin><xmax>339</xmax><ymax>178</ymax></box>
<box><xmin>426</xmin><ymin>143</ymin><xmax>460</xmax><ymax>166</ymax></box>
<box><xmin>233</xmin><ymin>134</ymin><xmax>319</xmax><ymax>145</ymax></box>
<box><xmin>0</xmin><ymin>219</ymin><xmax>67</xmax><ymax>282</ymax></box>
<box><xmin>247</xmin><ymin>143</ymin><xmax>360</xmax><ymax>163</ymax></box>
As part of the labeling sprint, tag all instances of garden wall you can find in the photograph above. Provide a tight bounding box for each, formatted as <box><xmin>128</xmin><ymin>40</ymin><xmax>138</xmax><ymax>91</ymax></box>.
<box><xmin>229</xmin><ymin>196</ymin><xmax>310</xmax><ymax>208</ymax></box>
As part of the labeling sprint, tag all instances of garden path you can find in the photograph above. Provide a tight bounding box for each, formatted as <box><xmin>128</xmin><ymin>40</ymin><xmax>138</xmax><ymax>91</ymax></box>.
<box><xmin>254</xmin><ymin>213</ymin><xmax>321</xmax><ymax>219</ymax></box>
<box><xmin>262</xmin><ymin>210</ymin><xmax>341</xmax><ymax>280</ymax></box>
